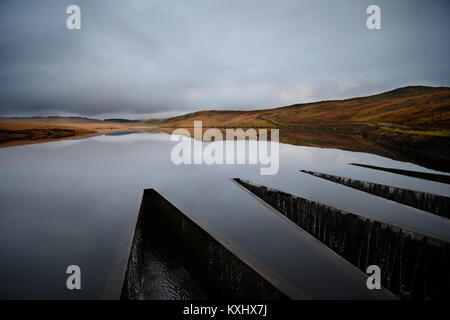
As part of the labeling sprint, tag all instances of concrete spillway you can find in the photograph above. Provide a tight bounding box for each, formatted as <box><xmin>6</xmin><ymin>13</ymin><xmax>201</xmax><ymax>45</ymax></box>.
<box><xmin>121</xmin><ymin>189</ymin><xmax>300</xmax><ymax>299</ymax></box>
<box><xmin>301</xmin><ymin>170</ymin><xmax>450</xmax><ymax>219</ymax></box>
<box><xmin>350</xmin><ymin>163</ymin><xmax>450</xmax><ymax>184</ymax></box>
<box><xmin>234</xmin><ymin>178</ymin><xmax>450</xmax><ymax>300</ymax></box>
<box><xmin>115</xmin><ymin>184</ymin><xmax>396</xmax><ymax>300</ymax></box>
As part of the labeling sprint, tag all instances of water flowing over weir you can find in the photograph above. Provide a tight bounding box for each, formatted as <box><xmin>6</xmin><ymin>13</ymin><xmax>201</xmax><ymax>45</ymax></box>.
<box><xmin>301</xmin><ymin>170</ymin><xmax>450</xmax><ymax>218</ymax></box>
<box><xmin>233</xmin><ymin>178</ymin><xmax>450</xmax><ymax>300</ymax></box>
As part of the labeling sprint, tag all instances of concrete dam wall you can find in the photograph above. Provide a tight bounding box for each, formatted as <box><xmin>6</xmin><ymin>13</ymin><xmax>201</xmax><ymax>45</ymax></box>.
<box><xmin>301</xmin><ymin>170</ymin><xmax>450</xmax><ymax>219</ymax></box>
<box><xmin>350</xmin><ymin>163</ymin><xmax>450</xmax><ymax>184</ymax></box>
<box><xmin>234</xmin><ymin>178</ymin><xmax>450</xmax><ymax>300</ymax></box>
<box><xmin>121</xmin><ymin>188</ymin><xmax>299</xmax><ymax>300</ymax></box>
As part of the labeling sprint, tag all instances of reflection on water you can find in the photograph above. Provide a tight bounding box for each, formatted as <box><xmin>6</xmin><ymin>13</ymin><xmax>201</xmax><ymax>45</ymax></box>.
<box><xmin>105</xmin><ymin>131</ymin><xmax>140</xmax><ymax>136</ymax></box>
<box><xmin>0</xmin><ymin>131</ymin><xmax>449</xmax><ymax>298</ymax></box>
<box><xmin>141</xmin><ymin>237</ymin><xmax>206</xmax><ymax>300</ymax></box>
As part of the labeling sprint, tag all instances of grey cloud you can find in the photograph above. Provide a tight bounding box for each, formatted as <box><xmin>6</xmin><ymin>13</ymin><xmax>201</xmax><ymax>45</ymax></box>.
<box><xmin>0</xmin><ymin>0</ymin><xmax>449</xmax><ymax>117</ymax></box>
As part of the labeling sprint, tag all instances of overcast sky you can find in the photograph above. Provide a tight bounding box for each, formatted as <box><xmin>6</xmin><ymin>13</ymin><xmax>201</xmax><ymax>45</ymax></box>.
<box><xmin>0</xmin><ymin>0</ymin><xmax>449</xmax><ymax>119</ymax></box>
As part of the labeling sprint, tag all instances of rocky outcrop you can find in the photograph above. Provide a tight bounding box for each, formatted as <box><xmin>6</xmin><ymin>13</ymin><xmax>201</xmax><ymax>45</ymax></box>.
<box><xmin>301</xmin><ymin>170</ymin><xmax>450</xmax><ymax>219</ymax></box>
<box><xmin>234</xmin><ymin>178</ymin><xmax>450</xmax><ymax>300</ymax></box>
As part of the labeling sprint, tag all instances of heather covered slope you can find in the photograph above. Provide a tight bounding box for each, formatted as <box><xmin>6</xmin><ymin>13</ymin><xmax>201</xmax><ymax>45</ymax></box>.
<box><xmin>160</xmin><ymin>86</ymin><xmax>450</xmax><ymax>130</ymax></box>
<box><xmin>158</xmin><ymin>86</ymin><xmax>450</xmax><ymax>171</ymax></box>
<box><xmin>261</xmin><ymin>86</ymin><xmax>450</xmax><ymax>129</ymax></box>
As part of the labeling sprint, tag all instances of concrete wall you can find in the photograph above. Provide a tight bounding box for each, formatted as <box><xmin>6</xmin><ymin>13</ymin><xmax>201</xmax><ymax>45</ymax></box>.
<box><xmin>234</xmin><ymin>178</ymin><xmax>450</xmax><ymax>300</ymax></box>
<box><xmin>121</xmin><ymin>189</ymin><xmax>295</xmax><ymax>300</ymax></box>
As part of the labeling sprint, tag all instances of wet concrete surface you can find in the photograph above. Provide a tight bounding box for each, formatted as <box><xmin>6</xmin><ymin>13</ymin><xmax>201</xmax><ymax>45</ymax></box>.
<box><xmin>301</xmin><ymin>170</ymin><xmax>450</xmax><ymax>218</ymax></box>
<box><xmin>234</xmin><ymin>178</ymin><xmax>450</xmax><ymax>299</ymax></box>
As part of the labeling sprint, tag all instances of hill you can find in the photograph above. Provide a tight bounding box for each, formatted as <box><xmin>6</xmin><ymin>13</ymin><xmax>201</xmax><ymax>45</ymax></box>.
<box><xmin>157</xmin><ymin>86</ymin><xmax>450</xmax><ymax>171</ymax></box>
<box><xmin>0</xmin><ymin>116</ymin><xmax>106</xmax><ymax>124</ymax></box>
<box><xmin>160</xmin><ymin>86</ymin><xmax>450</xmax><ymax>129</ymax></box>
<box><xmin>0</xmin><ymin>117</ymin><xmax>145</xmax><ymax>148</ymax></box>
<box><xmin>104</xmin><ymin>118</ymin><xmax>142</xmax><ymax>123</ymax></box>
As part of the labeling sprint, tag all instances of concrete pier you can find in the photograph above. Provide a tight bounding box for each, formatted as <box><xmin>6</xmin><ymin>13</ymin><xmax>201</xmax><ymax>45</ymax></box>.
<box><xmin>234</xmin><ymin>178</ymin><xmax>450</xmax><ymax>300</ymax></box>
<box><xmin>118</xmin><ymin>184</ymin><xmax>396</xmax><ymax>300</ymax></box>
<box><xmin>121</xmin><ymin>189</ymin><xmax>300</xmax><ymax>299</ymax></box>
<box><xmin>301</xmin><ymin>170</ymin><xmax>450</xmax><ymax>218</ymax></box>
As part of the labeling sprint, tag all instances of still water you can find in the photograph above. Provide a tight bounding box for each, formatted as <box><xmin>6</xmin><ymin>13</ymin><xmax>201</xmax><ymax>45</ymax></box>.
<box><xmin>0</xmin><ymin>132</ymin><xmax>449</xmax><ymax>299</ymax></box>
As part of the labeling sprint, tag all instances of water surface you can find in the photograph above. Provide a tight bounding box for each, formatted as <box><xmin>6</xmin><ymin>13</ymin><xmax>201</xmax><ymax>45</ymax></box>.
<box><xmin>0</xmin><ymin>132</ymin><xmax>449</xmax><ymax>298</ymax></box>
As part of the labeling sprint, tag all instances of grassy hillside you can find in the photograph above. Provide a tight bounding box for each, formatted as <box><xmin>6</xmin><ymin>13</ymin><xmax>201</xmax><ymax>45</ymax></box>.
<box><xmin>0</xmin><ymin>118</ymin><xmax>146</xmax><ymax>148</ymax></box>
<box><xmin>158</xmin><ymin>86</ymin><xmax>450</xmax><ymax>171</ymax></box>
<box><xmin>160</xmin><ymin>86</ymin><xmax>450</xmax><ymax>130</ymax></box>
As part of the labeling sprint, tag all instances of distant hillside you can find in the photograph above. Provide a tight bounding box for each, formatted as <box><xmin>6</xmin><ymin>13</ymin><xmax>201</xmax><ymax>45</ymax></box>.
<box><xmin>0</xmin><ymin>116</ymin><xmax>106</xmax><ymax>124</ymax></box>
<box><xmin>0</xmin><ymin>117</ymin><xmax>145</xmax><ymax>148</ymax></box>
<box><xmin>159</xmin><ymin>86</ymin><xmax>450</xmax><ymax>130</ymax></box>
<box><xmin>104</xmin><ymin>118</ymin><xmax>142</xmax><ymax>123</ymax></box>
<box><xmin>144</xmin><ymin>119</ymin><xmax>165</xmax><ymax>125</ymax></box>
<box><xmin>156</xmin><ymin>86</ymin><xmax>450</xmax><ymax>171</ymax></box>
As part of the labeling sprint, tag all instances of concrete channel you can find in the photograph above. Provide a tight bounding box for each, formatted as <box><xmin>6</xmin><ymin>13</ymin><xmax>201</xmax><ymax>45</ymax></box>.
<box><xmin>114</xmin><ymin>185</ymin><xmax>396</xmax><ymax>300</ymax></box>
<box><xmin>301</xmin><ymin>170</ymin><xmax>450</xmax><ymax>218</ymax></box>
<box><xmin>234</xmin><ymin>178</ymin><xmax>450</xmax><ymax>300</ymax></box>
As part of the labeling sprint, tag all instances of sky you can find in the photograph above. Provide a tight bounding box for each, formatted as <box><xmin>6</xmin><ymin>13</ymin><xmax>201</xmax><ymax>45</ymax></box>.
<box><xmin>0</xmin><ymin>0</ymin><xmax>449</xmax><ymax>119</ymax></box>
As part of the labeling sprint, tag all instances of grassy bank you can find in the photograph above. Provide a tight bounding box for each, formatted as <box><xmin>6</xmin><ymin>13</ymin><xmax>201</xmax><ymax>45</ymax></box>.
<box><xmin>0</xmin><ymin>120</ymin><xmax>147</xmax><ymax>148</ymax></box>
<box><xmin>157</xmin><ymin>86</ymin><xmax>450</xmax><ymax>171</ymax></box>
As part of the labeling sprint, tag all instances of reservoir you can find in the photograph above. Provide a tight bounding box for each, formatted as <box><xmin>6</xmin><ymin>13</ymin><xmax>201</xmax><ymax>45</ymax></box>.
<box><xmin>0</xmin><ymin>131</ymin><xmax>449</xmax><ymax>299</ymax></box>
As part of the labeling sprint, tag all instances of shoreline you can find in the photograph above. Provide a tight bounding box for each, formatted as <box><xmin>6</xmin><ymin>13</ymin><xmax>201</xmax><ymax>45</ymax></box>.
<box><xmin>0</xmin><ymin>121</ymin><xmax>148</xmax><ymax>148</ymax></box>
<box><xmin>1</xmin><ymin>121</ymin><xmax>448</xmax><ymax>173</ymax></box>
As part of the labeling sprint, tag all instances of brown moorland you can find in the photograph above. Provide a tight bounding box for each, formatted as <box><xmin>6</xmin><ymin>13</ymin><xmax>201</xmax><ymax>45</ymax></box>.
<box><xmin>0</xmin><ymin>117</ymin><xmax>147</xmax><ymax>148</ymax></box>
<box><xmin>159</xmin><ymin>86</ymin><xmax>450</xmax><ymax>171</ymax></box>
<box><xmin>161</xmin><ymin>86</ymin><xmax>450</xmax><ymax>129</ymax></box>
<box><xmin>0</xmin><ymin>86</ymin><xmax>448</xmax><ymax>171</ymax></box>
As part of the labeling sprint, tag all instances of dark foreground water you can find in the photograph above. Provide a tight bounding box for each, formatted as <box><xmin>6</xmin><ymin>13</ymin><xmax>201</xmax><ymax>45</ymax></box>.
<box><xmin>0</xmin><ymin>131</ymin><xmax>449</xmax><ymax>299</ymax></box>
